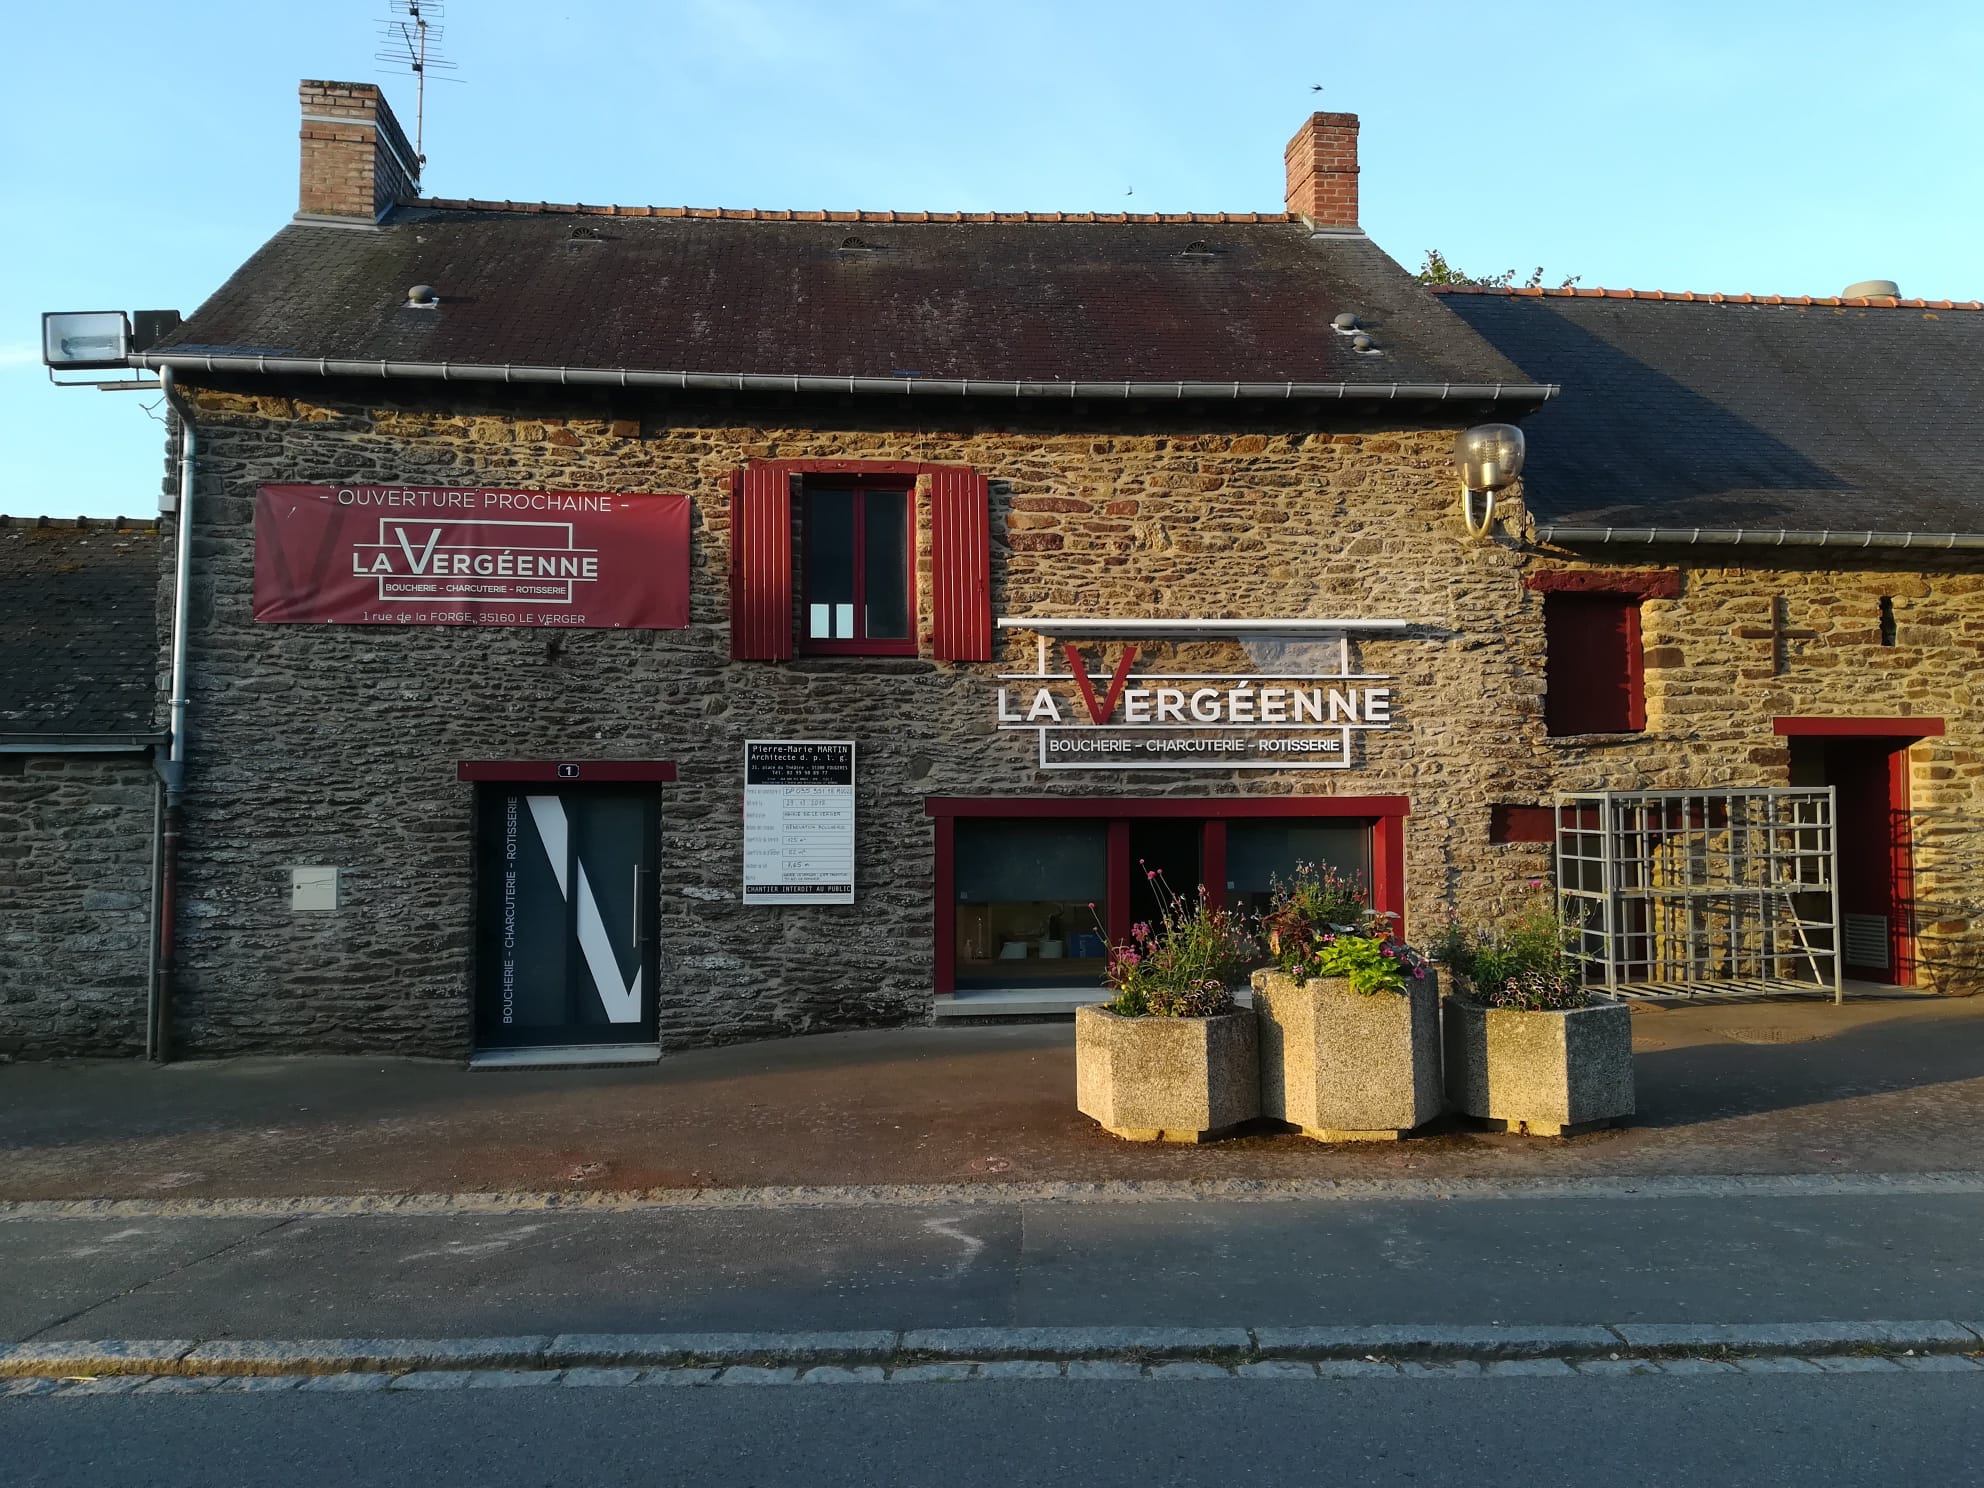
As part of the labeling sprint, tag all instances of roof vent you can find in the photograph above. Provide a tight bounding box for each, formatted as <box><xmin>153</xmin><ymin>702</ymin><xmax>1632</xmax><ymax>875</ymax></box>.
<box><xmin>404</xmin><ymin>284</ymin><xmax>440</xmax><ymax>310</ymax></box>
<box><xmin>839</xmin><ymin>235</ymin><xmax>875</xmax><ymax>253</ymax></box>
<box><xmin>1180</xmin><ymin>239</ymin><xmax>1217</xmax><ymax>259</ymax></box>
<box><xmin>1331</xmin><ymin>311</ymin><xmax>1361</xmax><ymax>333</ymax></box>
<box><xmin>1350</xmin><ymin>332</ymin><xmax>1380</xmax><ymax>355</ymax></box>
<box><xmin>569</xmin><ymin>225</ymin><xmax>605</xmax><ymax>242</ymax></box>
<box><xmin>1842</xmin><ymin>278</ymin><xmax>1901</xmax><ymax>300</ymax></box>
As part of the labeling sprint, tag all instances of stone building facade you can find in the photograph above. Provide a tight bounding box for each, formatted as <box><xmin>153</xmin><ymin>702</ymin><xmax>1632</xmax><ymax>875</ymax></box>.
<box><xmin>0</xmin><ymin>518</ymin><xmax>164</xmax><ymax>1058</ymax></box>
<box><xmin>10</xmin><ymin>80</ymin><xmax>1979</xmax><ymax>1060</ymax></box>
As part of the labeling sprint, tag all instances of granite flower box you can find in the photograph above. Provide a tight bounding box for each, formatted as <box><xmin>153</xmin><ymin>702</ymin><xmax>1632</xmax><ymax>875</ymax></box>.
<box><xmin>1441</xmin><ymin>995</ymin><xmax>1634</xmax><ymax>1137</ymax></box>
<box><xmin>1074</xmin><ymin>1004</ymin><xmax>1260</xmax><ymax>1143</ymax></box>
<box><xmin>1250</xmin><ymin>969</ymin><xmax>1442</xmax><ymax>1141</ymax></box>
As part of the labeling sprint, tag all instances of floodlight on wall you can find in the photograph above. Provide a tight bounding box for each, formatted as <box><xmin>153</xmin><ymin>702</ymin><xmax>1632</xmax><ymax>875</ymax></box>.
<box><xmin>43</xmin><ymin>311</ymin><xmax>130</xmax><ymax>369</ymax></box>
<box><xmin>1454</xmin><ymin>423</ymin><xmax>1526</xmax><ymax>539</ymax></box>
<box><xmin>40</xmin><ymin>309</ymin><xmax>176</xmax><ymax>390</ymax></box>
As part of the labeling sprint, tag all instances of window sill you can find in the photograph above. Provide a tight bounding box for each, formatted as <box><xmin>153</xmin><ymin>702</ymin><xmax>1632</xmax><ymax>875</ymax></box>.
<box><xmin>798</xmin><ymin>642</ymin><xmax>919</xmax><ymax>658</ymax></box>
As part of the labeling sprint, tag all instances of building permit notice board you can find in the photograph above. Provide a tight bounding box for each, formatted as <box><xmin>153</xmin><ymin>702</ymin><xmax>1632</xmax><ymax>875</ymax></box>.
<box><xmin>742</xmin><ymin>741</ymin><xmax>856</xmax><ymax>904</ymax></box>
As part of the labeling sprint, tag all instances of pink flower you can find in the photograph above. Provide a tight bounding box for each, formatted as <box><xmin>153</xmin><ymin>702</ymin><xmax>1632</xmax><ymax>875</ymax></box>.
<box><xmin>1145</xmin><ymin>869</ymin><xmax>1157</xmax><ymax>880</ymax></box>
<box><xmin>1413</xmin><ymin>965</ymin><xmax>1427</xmax><ymax>979</ymax></box>
<box><xmin>1131</xmin><ymin>921</ymin><xmax>1151</xmax><ymax>942</ymax></box>
<box><xmin>1117</xmin><ymin>949</ymin><xmax>1141</xmax><ymax>966</ymax></box>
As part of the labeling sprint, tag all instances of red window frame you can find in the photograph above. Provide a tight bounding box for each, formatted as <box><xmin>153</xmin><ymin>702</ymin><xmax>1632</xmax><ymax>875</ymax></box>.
<box><xmin>924</xmin><ymin>796</ymin><xmax>1410</xmax><ymax>996</ymax></box>
<box><xmin>798</xmin><ymin>477</ymin><xmax>918</xmax><ymax>657</ymax></box>
<box><xmin>1543</xmin><ymin>592</ymin><xmax>1645</xmax><ymax>737</ymax></box>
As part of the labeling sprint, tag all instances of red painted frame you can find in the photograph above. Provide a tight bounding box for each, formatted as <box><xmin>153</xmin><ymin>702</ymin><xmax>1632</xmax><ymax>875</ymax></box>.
<box><xmin>798</xmin><ymin>478</ymin><xmax>918</xmax><ymax>657</ymax></box>
<box><xmin>925</xmin><ymin>796</ymin><xmax>1411</xmax><ymax>995</ymax></box>
<box><xmin>1525</xmin><ymin>568</ymin><xmax>1681</xmax><ymax>600</ymax></box>
<box><xmin>457</xmin><ymin>760</ymin><xmax>678</xmax><ymax>782</ymax></box>
<box><xmin>1778</xmin><ymin>717</ymin><xmax>1937</xmax><ymax>985</ymax></box>
<box><xmin>1773</xmin><ymin>717</ymin><xmax>1945</xmax><ymax>738</ymax></box>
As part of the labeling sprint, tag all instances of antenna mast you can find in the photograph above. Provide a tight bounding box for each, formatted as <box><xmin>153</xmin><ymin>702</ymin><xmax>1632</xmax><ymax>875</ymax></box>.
<box><xmin>375</xmin><ymin>0</ymin><xmax>458</xmax><ymax>171</ymax></box>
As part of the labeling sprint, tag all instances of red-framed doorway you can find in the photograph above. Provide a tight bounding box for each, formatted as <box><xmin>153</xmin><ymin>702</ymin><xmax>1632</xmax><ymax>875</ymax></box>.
<box><xmin>924</xmin><ymin>796</ymin><xmax>1409</xmax><ymax>995</ymax></box>
<box><xmin>1777</xmin><ymin>718</ymin><xmax>1939</xmax><ymax>985</ymax></box>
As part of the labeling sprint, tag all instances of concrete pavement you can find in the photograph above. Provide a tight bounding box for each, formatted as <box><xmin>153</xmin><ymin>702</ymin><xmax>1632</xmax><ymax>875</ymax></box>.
<box><xmin>6</xmin><ymin>1369</ymin><xmax>1983</xmax><ymax>1488</ymax></box>
<box><xmin>3</xmin><ymin>997</ymin><xmax>1983</xmax><ymax>1200</ymax></box>
<box><xmin>7</xmin><ymin>1184</ymin><xmax>1984</xmax><ymax>1342</ymax></box>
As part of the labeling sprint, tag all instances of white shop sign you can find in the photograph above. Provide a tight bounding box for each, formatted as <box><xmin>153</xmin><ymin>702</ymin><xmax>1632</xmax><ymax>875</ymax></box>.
<box><xmin>742</xmin><ymin>740</ymin><xmax>856</xmax><ymax>903</ymax></box>
<box><xmin>995</xmin><ymin>618</ymin><xmax>1406</xmax><ymax>771</ymax></box>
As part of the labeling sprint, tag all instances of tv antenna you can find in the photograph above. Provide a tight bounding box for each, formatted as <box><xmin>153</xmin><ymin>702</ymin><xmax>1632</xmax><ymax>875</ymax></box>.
<box><xmin>374</xmin><ymin>0</ymin><xmax>459</xmax><ymax>171</ymax></box>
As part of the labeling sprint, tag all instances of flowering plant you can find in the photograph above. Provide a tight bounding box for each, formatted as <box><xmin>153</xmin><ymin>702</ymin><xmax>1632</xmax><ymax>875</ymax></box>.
<box><xmin>1431</xmin><ymin>883</ymin><xmax>1589</xmax><ymax>1010</ymax></box>
<box><xmin>1260</xmin><ymin>861</ymin><xmax>1369</xmax><ymax>957</ymax></box>
<box><xmin>1095</xmin><ymin>866</ymin><xmax>1256</xmax><ymax>1019</ymax></box>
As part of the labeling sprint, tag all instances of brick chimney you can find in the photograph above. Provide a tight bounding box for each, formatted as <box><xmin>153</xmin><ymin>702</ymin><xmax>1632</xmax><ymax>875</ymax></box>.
<box><xmin>298</xmin><ymin>80</ymin><xmax>419</xmax><ymax>221</ymax></box>
<box><xmin>1284</xmin><ymin>112</ymin><xmax>1359</xmax><ymax>230</ymax></box>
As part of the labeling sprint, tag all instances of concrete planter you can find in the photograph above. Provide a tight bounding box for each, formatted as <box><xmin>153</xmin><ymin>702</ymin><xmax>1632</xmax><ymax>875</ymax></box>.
<box><xmin>1442</xmin><ymin>995</ymin><xmax>1635</xmax><ymax>1137</ymax></box>
<box><xmin>1251</xmin><ymin>969</ymin><xmax>1442</xmax><ymax>1141</ymax></box>
<box><xmin>1074</xmin><ymin>1004</ymin><xmax>1260</xmax><ymax>1143</ymax></box>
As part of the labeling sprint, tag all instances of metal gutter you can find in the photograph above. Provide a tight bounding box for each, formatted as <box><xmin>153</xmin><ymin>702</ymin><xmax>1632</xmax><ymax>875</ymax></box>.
<box><xmin>1540</xmin><ymin>525</ymin><xmax>1984</xmax><ymax>552</ymax></box>
<box><xmin>0</xmin><ymin>736</ymin><xmax>167</xmax><ymax>753</ymax></box>
<box><xmin>154</xmin><ymin>366</ymin><xmax>198</xmax><ymax>1066</ymax></box>
<box><xmin>133</xmin><ymin>351</ymin><xmax>1559</xmax><ymax>405</ymax></box>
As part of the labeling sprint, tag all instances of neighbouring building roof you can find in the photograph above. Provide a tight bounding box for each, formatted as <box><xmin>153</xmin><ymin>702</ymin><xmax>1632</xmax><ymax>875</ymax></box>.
<box><xmin>1438</xmin><ymin>287</ymin><xmax>1984</xmax><ymax>535</ymax></box>
<box><xmin>146</xmin><ymin>206</ymin><xmax>1540</xmax><ymax>397</ymax></box>
<box><xmin>0</xmin><ymin>518</ymin><xmax>162</xmax><ymax>742</ymax></box>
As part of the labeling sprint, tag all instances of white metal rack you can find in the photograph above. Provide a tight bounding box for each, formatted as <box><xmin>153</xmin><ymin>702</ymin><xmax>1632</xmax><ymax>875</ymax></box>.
<box><xmin>1555</xmin><ymin>788</ymin><xmax>1843</xmax><ymax>1003</ymax></box>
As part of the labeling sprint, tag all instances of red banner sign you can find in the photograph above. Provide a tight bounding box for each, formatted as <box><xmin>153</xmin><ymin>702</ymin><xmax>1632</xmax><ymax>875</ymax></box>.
<box><xmin>253</xmin><ymin>485</ymin><xmax>692</xmax><ymax>629</ymax></box>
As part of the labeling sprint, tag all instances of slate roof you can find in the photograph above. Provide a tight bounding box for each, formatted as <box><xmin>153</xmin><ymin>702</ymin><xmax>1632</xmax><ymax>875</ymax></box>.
<box><xmin>0</xmin><ymin>519</ymin><xmax>162</xmax><ymax>741</ymax></box>
<box><xmin>148</xmin><ymin>206</ymin><xmax>1536</xmax><ymax>393</ymax></box>
<box><xmin>1438</xmin><ymin>288</ymin><xmax>1984</xmax><ymax>534</ymax></box>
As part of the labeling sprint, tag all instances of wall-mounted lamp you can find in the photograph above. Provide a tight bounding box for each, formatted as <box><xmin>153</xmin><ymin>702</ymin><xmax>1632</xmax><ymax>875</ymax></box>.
<box><xmin>1454</xmin><ymin>423</ymin><xmax>1525</xmax><ymax>539</ymax></box>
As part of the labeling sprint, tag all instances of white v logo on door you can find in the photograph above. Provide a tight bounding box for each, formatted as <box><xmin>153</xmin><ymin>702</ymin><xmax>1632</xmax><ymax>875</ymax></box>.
<box><xmin>525</xmin><ymin>795</ymin><xmax>642</xmax><ymax>1023</ymax></box>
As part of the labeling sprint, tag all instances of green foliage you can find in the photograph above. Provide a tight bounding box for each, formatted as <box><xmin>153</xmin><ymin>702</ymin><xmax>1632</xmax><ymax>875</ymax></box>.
<box><xmin>1436</xmin><ymin>890</ymin><xmax>1590</xmax><ymax>1011</ymax></box>
<box><xmin>1416</xmin><ymin>248</ymin><xmax>1581</xmax><ymax>291</ymax></box>
<box><xmin>1300</xmin><ymin>931</ymin><xmax>1431</xmax><ymax>996</ymax></box>
<box><xmin>1098</xmin><ymin>866</ymin><xmax>1256</xmax><ymax>1019</ymax></box>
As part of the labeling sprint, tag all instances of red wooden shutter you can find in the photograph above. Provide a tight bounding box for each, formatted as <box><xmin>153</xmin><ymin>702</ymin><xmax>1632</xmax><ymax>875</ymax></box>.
<box><xmin>929</xmin><ymin>466</ymin><xmax>992</xmax><ymax>662</ymax></box>
<box><xmin>1543</xmin><ymin>594</ymin><xmax>1643</xmax><ymax>735</ymax></box>
<box><xmin>730</xmin><ymin>462</ymin><xmax>793</xmax><ymax>661</ymax></box>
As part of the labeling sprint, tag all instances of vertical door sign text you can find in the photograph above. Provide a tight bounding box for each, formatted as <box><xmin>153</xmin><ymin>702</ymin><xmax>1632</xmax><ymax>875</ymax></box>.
<box><xmin>501</xmin><ymin>795</ymin><xmax>519</xmax><ymax>1025</ymax></box>
<box><xmin>743</xmin><ymin>741</ymin><xmax>857</xmax><ymax>905</ymax></box>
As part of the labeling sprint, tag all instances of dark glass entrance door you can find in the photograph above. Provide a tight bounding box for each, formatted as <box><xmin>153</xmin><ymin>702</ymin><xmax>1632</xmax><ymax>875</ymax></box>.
<box><xmin>475</xmin><ymin>789</ymin><xmax>658</xmax><ymax>1048</ymax></box>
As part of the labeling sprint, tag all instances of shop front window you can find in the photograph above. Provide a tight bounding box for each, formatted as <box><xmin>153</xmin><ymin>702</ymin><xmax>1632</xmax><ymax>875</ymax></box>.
<box><xmin>1222</xmin><ymin>820</ymin><xmax>1373</xmax><ymax>916</ymax></box>
<box><xmin>954</xmin><ymin>819</ymin><xmax>1108</xmax><ymax>988</ymax></box>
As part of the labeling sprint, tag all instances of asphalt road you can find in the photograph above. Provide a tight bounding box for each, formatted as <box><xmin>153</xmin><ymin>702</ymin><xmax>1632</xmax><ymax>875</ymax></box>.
<box><xmin>6</xmin><ymin>1185</ymin><xmax>1984</xmax><ymax>1342</ymax></box>
<box><xmin>6</xmin><ymin>1372</ymin><xmax>1982</xmax><ymax>1487</ymax></box>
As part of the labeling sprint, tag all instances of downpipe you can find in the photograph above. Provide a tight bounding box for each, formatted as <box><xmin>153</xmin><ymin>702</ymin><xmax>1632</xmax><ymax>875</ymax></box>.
<box><xmin>153</xmin><ymin>367</ymin><xmax>197</xmax><ymax>1064</ymax></box>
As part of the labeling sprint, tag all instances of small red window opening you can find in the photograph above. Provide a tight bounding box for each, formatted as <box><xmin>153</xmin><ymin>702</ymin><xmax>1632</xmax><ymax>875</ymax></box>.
<box><xmin>800</xmin><ymin>481</ymin><xmax>916</xmax><ymax>656</ymax></box>
<box><xmin>1543</xmin><ymin>593</ymin><xmax>1644</xmax><ymax>736</ymax></box>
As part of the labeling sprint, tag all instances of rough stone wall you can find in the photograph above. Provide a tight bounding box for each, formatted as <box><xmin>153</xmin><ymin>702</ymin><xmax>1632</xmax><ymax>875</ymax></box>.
<box><xmin>1524</xmin><ymin>551</ymin><xmax>1984</xmax><ymax>993</ymax></box>
<box><xmin>154</xmin><ymin>383</ymin><xmax>1983</xmax><ymax>1057</ymax></box>
<box><xmin>0</xmin><ymin>756</ymin><xmax>155</xmax><ymax>1057</ymax></box>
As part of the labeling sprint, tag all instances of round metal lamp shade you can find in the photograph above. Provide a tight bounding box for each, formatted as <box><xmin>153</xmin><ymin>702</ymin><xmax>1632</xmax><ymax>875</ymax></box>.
<box><xmin>1455</xmin><ymin>424</ymin><xmax>1526</xmax><ymax>491</ymax></box>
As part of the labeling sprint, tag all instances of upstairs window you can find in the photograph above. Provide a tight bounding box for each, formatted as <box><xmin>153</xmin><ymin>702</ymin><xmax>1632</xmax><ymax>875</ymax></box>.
<box><xmin>1544</xmin><ymin>593</ymin><xmax>1644</xmax><ymax>736</ymax></box>
<box><xmin>801</xmin><ymin>482</ymin><xmax>914</xmax><ymax>654</ymax></box>
<box><xmin>731</xmin><ymin>461</ymin><xmax>991</xmax><ymax>663</ymax></box>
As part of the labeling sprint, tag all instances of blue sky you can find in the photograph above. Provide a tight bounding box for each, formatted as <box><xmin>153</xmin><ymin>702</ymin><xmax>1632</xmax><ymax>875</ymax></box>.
<box><xmin>7</xmin><ymin>0</ymin><xmax>1981</xmax><ymax>518</ymax></box>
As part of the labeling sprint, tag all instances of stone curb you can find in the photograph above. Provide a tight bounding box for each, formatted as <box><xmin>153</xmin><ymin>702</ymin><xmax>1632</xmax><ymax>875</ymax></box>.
<box><xmin>3</xmin><ymin>1321</ymin><xmax>1979</xmax><ymax>1379</ymax></box>
<box><xmin>7</xmin><ymin>1170</ymin><xmax>1984</xmax><ymax>1221</ymax></box>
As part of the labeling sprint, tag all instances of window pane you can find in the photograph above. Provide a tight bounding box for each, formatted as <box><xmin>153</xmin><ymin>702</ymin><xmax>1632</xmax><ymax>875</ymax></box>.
<box><xmin>955</xmin><ymin>820</ymin><xmax>1108</xmax><ymax>990</ymax></box>
<box><xmin>1225</xmin><ymin>820</ymin><xmax>1373</xmax><ymax>917</ymax></box>
<box><xmin>862</xmin><ymin>490</ymin><xmax>911</xmax><ymax>640</ymax></box>
<box><xmin>805</xmin><ymin>489</ymin><xmax>855</xmax><ymax>639</ymax></box>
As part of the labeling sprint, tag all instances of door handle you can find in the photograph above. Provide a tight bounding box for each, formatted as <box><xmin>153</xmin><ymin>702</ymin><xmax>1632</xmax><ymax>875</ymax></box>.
<box><xmin>632</xmin><ymin>865</ymin><xmax>643</xmax><ymax>943</ymax></box>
